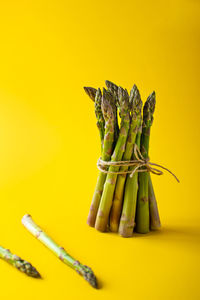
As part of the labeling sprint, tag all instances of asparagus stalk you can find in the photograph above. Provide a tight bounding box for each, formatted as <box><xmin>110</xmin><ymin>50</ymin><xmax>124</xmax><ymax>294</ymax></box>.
<box><xmin>87</xmin><ymin>89</ymin><xmax>115</xmax><ymax>227</ymax></box>
<box><xmin>94</xmin><ymin>89</ymin><xmax>105</xmax><ymax>152</ymax></box>
<box><xmin>95</xmin><ymin>87</ymin><xmax>130</xmax><ymax>232</ymax></box>
<box><xmin>22</xmin><ymin>214</ymin><xmax>97</xmax><ymax>288</ymax></box>
<box><xmin>118</xmin><ymin>123</ymin><xmax>142</xmax><ymax>237</ymax></box>
<box><xmin>0</xmin><ymin>245</ymin><xmax>40</xmax><ymax>278</ymax></box>
<box><xmin>105</xmin><ymin>80</ymin><xmax>119</xmax><ymax>143</ymax></box>
<box><xmin>110</xmin><ymin>85</ymin><xmax>142</xmax><ymax>232</ymax></box>
<box><xmin>84</xmin><ymin>87</ymin><xmax>105</xmax><ymax>152</ymax></box>
<box><xmin>148</xmin><ymin>174</ymin><xmax>161</xmax><ymax>230</ymax></box>
<box><xmin>135</xmin><ymin>91</ymin><xmax>156</xmax><ymax>234</ymax></box>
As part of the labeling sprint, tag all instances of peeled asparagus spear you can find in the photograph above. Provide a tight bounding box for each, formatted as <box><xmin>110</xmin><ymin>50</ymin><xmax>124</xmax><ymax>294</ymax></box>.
<box><xmin>0</xmin><ymin>245</ymin><xmax>40</xmax><ymax>278</ymax></box>
<box><xmin>148</xmin><ymin>174</ymin><xmax>161</xmax><ymax>230</ymax></box>
<box><xmin>22</xmin><ymin>214</ymin><xmax>97</xmax><ymax>288</ymax></box>
<box><xmin>95</xmin><ymin>87</ymin><xmax>130</xmax><ymax>232</ymax></box>
<box><xmin>87</xmin><ymin>89</ymin><xmax>115</xmax><ymax>227</ymax></box>
<box><xmin>118</xmin><ymin>122</ymin><xmax>142</xmax><ymax>237</ymax></box>
<box><xmin>136</xmin><ymin>91</ymin><xmax>156</xmax><ymax>233</ymax></box>
<box><xmin>110</xmin><ymin>85</ymin><xmax>142</xmax><ymax>232</ymax></box>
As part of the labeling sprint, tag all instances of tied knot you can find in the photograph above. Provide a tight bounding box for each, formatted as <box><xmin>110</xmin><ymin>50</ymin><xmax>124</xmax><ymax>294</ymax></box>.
<box><xmin>97</xmin><ymin>144</ymin><xmax>179</xmax><ymax>182</ymax></box>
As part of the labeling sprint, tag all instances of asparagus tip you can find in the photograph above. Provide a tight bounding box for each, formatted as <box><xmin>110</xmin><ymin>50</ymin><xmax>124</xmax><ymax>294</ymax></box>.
<box><xmin>147</xmin><ymin>90</ymin><xmax>156</xmax><ymax>104</ymax></box>
<box><xmin>105</xmin><ymin>80</ymin><xmax>118</xmax><ymax>96</ymax></box>
<box><xmin>130</xmin><ymin>84</ymin><xmax>142</xmax><ymax>117</ymax></box>
<box><xmin>143</xmin><ymin>90</ymin><xmax>156</xmax><ymax>126</ymax></box>
<box><xmin>148</xmin><ymin>91</ymin><xmax>156</xmax><ymax>111</ymax></box>
<box><xmin>26</xmin><ymin>264</ymin><xmax>41</xmax><ymax>278</ymax></box>
<box><xmin>83</xmin><ymin>266</ymin><xmax>98</xmax><ymax>288</ymax></box>
<box><xmin>14</xmin><ymin>256</ymin><xmax>41</xmax><ymax>278</ymax></box>
<box><xmin>83</xmin><ymin>87</ymin><xmax>97</xmax><ymax>102</ymax></box>
<box><xmin>105</xmin><ymin>80</ymin><xmax>117</xmax><ymax>88</ymax></box>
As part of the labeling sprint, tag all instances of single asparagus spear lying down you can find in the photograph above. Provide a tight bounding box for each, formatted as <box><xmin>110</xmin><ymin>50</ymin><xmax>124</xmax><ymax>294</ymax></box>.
<box><xmin>22</xmin><ymin>214</ymin><xmax>97</xmax><ymax>288</ymax></box>
<box><xmin>0</xmin><ymin>245</ymin><xmax>40</xmax><ymax>278</ymax></box>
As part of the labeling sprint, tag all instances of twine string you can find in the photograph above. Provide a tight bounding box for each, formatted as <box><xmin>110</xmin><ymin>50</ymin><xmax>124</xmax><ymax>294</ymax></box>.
<box><xmin>97</xmin><ymin>144</ymin><xmax>179</xmax><ymax>182</ymax></box>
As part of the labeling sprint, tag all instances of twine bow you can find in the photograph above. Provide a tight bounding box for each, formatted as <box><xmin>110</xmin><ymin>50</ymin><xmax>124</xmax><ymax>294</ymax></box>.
<box><xmin>97</xmin><ymin>144</ymin><xmax>179</xmax><ymax>183</ymax></box>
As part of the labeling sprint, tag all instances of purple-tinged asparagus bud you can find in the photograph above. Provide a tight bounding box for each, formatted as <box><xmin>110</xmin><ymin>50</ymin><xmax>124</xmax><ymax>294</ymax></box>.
<box><xmin>129</xmin><ymin>84</ymin><xmax>143</xmax><ymax>121</ymax></box>
<box><xmin>83</xmin><ymin>87</ymin><xmax>97</xmax><ymax>102</ymax></box>
<box><xmin>143</xmin><ymin>91</ymin><xmax>156</xmax><ymax>127</ymax></box>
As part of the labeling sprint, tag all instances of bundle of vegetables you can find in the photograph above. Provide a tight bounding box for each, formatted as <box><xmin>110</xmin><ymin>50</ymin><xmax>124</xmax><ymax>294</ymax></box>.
<box><xmin>84</xmin><ymin>81</ymin><xmax>161</xmax><ymax>237</ymax></box>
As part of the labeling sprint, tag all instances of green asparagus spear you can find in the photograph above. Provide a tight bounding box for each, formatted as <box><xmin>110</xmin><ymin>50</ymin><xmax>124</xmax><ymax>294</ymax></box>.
<box><xmin>148</xmin><ymin>174</ymin><xmax>161</xmax><ymax>230</ymax></box>
<box><xmin>110</xmin><ymin>85</ymin><xmax>142</xmax><ymax>232</ymax></box>
<box><xmin>87</xmin><ymin>89</ymin><xmax>115</xmax><ymax>227</ymax></box>
<box><xmin>22</xmin><ymin>214</ymin><xmax>97</xmax><ymax>288</ymax></box>
<box><xmin>84</xmin><ymin>87</ymin><xmax>105</xmax><ymax>152</ymax></box>
<box><xmin>135</xmin><ymin>91</ymin><xmax>156</xmax><ymax>233</ymax></box>
<box><xmin>105</xmin><ymin>80</ymin><xmax>119</xmax><ymax>142</ymax></box>
<box><xmin>0</xmin><ymin>245</ymin><xmax>40</xmax><ymax>278</ymax></box>
<box><xmin>95</xmin><ymin>87</ymin><xmax>130</xmax><ymax>232</ymax></box>
<box><xmin>94</xmin><ymin>89</ymin><xmax>105</xmax><ymax>152</ymax></box>
<box><xmin>118</xmin><ymin>123</ymin><xmax>142</xmax><ymax>237</ymax></box>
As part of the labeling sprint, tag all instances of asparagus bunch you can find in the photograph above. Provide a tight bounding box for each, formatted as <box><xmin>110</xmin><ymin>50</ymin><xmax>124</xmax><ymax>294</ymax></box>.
<box><xmin>84</xmin><ymin>80</ymin><xmax>161</xmax><ymax>237</ymax></box>
<box><xmin>22</xmin><ymin>214</ymin><xmax>97</xmax><ymax>288</ymax></box>
<box><xmin>0</xmin><ymin>245</ymin><xmax>40</xmax><ymax>278</ymax></box>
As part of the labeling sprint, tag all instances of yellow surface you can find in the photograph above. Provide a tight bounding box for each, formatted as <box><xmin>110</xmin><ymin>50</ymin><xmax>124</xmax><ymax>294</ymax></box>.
<box><xmin>0</xmin><ymin>0</ymin><xmax>199</xmax><ymax>299</ymax></box>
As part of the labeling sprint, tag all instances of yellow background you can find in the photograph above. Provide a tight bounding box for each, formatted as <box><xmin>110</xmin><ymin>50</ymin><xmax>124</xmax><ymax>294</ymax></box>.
<box><xmin>0</xmin><ymin>0</ymin><xmax>199</xmax><ymax>299</ymax></box>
